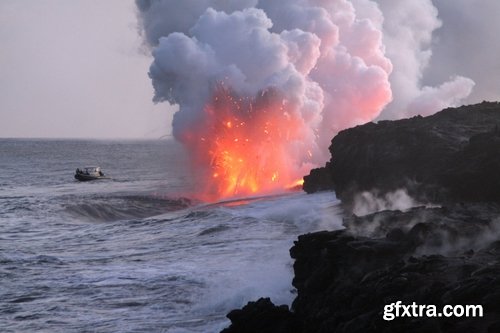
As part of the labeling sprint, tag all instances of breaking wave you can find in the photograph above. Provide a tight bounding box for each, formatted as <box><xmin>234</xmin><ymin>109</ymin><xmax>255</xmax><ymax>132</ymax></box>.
<box><xmin>63</xmin><ymin>195</ymin><xmax>191</xmax><ymax>222</ymax></box>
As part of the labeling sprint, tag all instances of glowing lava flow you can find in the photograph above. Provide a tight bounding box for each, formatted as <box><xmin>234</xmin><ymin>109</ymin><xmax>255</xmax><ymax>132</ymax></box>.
<box><xmin>182</xmin><ymin>85</ymin><xmax>308</xmax><ymax>200</ymax></box>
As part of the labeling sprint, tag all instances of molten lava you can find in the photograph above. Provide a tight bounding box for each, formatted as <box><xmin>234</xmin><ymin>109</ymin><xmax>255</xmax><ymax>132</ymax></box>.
<box><xmin>182</xmin><ymin>85</ymin><xmax>307</xmax><ymax>200</ymax></box>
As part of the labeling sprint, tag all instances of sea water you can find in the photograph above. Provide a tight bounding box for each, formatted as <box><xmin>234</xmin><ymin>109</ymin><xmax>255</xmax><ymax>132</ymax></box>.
<box><xmin>0</xmin><ymin>139</ymin><xmax>342</xmax><ymax>333</ymax></box>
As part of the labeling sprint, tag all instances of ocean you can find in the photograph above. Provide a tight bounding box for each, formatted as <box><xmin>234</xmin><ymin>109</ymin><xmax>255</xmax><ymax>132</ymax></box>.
<box><xmin>0</xmin><ymin>139</ymin><xmax>342</xmax><ymax>333</ymax></box>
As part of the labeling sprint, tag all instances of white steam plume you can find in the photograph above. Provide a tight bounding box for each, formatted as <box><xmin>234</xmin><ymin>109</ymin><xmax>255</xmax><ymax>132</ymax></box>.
<box><xmin>352</xmin><ymin>189</ymin><xmax>419</xmax><ymax>217</ymax></box>
<box><xmin>374</xmin><ymin>0</ymin><xmax>475</xmax><ymax>119</ymax></box>
<box><xmin>136</xmin><ymin>0</ymin><xmax>393</xmax><ymax>167</ymax></box>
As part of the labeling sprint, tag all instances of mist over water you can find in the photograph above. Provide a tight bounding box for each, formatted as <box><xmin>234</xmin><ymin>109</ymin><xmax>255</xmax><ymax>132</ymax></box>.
<box><xmin>0</xmin><ymin>139</ymin><xmax>342</xmax><ymax>333</ymax></box>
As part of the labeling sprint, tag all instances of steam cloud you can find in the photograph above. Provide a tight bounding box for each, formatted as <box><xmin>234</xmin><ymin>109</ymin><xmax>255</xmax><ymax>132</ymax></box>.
<box><xmin>136</xmin><ymin>0</ymin><xmax>393</xmax><ymax>164</ymax></box>
<box><xmin>374</xmin><ymin>0</ymin><xmax>475</xmax><ymax>119</ymax></box>
<box><xmin>135</xmin><ymin>0</ymin><xmax>486</xmax><ymax>195</ymax></box>
<box><xmin>352</xmin><ymin>189</ymin><xmax>419</xmax><ymax>217</ymax></box>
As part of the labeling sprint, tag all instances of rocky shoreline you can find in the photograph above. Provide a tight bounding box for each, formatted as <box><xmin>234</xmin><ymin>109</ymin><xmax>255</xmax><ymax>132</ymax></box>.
<box><xmin>221</xmin><ymin>102</ymin><xmax>500</xmax><ymax>332</ymax></box>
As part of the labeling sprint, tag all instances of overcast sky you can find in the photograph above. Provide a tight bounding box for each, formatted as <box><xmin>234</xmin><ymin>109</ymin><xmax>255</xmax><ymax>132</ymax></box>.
<box><xmin>0</xmin><ymin>0</ymin><xmax>173</xmax><ymax>139</ymax></box>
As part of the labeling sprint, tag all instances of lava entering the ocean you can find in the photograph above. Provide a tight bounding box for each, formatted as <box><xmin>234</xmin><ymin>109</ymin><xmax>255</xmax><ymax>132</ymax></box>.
<box><xmin>182</xmin><ymin>84</ymin><xmax>309</xmax><ymax>201</ymax></box>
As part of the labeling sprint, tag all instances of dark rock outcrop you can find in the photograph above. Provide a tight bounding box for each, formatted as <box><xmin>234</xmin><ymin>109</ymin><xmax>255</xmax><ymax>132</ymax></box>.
<box><xmin>222</xmin><ymin>204</ymin><xmax>500</xmax><ymax>332</ymax></box>
<box><xmin>303</xmin><ymin>101</ymin><xmax>500</xmax><ymax>205</ymax></box>
<box><xmin>289</xmin><ymin>204</ymin><xmax>500</xmax><ymax>332</ymax></box>
<box><xmin>221</xmin><ymin>298</ymin><xmax>301</xmax><ymax>333</ymax></box>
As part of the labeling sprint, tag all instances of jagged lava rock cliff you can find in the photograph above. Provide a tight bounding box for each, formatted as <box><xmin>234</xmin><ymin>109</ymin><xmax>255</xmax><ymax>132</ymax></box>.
<box><xmin>287</xmin><ymin>204</ymin><xmax>500</xmax><ymax>332</ymax></box>
<box><xmin>223</xmin><ymin>204</ymin><xmax>500</xmax><ymax>332</ymax></box>
<box><xmin>303</xmin><ymin>101</ymin><xmax>500</xmax><ymax>205</ymax></box>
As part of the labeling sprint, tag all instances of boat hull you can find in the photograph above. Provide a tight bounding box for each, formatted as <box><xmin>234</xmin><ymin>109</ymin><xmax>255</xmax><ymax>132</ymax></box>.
<box><xmin>74</xmin><ymin>174</ymin><xmax>107</xmax><ymax>181</ymax></box>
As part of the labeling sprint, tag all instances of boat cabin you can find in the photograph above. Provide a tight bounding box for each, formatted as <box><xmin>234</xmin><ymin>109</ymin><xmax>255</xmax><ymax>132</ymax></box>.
<box><xmin>75</xmin><ymin>166</ymin><xmax>105</xmax><ymax>181</ymax></box>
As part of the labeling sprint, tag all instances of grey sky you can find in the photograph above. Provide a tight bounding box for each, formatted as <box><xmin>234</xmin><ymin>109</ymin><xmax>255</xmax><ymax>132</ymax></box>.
<box><xmin>0</xmin><ymin>0</ymin><xmax>174</xmax><ymax>139</ymax></box>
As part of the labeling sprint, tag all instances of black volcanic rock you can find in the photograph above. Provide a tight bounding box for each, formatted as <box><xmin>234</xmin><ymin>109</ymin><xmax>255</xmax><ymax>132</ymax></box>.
<box><xmin>442</xmin><ymin>128</ymin><xmax>500</xmax><ymax>202</ymax></box>
<box><xmin>303</xmin><ymin>101</ymin><xmax>500</xmax><ymax>205</ymax></box>
<box><xmin>222</xmin><ymin>204</ymin><xmax>500</xmax><ymax>333</ymax></box>
<box><xmin>287</xmin><ymin>204</ymin><xmax>500</xmax><ymax>332</ymax></box>
<box><xmin>220</xmin><ymin>298</ymin><xmax>301</xmax><ymax>333</ymax></box>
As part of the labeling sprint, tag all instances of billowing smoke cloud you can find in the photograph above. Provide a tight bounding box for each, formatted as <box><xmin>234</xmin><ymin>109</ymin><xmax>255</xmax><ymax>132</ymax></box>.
<box><xmin>135</xmin><ymin>0</ymin><xmax>487</xmax><ymax>198</ymax></box>
<box><xmin>373</xmin><ymin>0</ymin><xmax>474</xmax><ymax>119</ymax></box>
<box><xmin>136</xmin><ymin>0</ymin><xmax>393</xmax><ymax>156</ymax></box>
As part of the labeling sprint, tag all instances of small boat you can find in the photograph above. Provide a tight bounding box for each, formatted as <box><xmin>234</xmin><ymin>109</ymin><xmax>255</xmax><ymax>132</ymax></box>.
<box><xmin>74</xmin><ymin>166</ymin><xmax>108</xmax><ymax>181</ymax></box>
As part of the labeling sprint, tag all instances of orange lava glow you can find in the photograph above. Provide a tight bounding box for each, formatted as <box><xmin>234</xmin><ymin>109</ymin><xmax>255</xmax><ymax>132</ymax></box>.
<box><xmin>287</xmin><ymin>178</ymin><xmax>305</xmax><ymax>189</ymax></box>
<box><xmin>183</xmin><ymin>85</ymin><xmax>307</xmax><ymax>201</ymax></box>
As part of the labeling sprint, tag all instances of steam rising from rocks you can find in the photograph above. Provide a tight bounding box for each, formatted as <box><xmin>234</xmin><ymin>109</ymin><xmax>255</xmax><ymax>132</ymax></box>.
<box><xmin>351</xmin><ymin>189</ymin><xmax>419</xmax><ymax>216</ymax></box>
